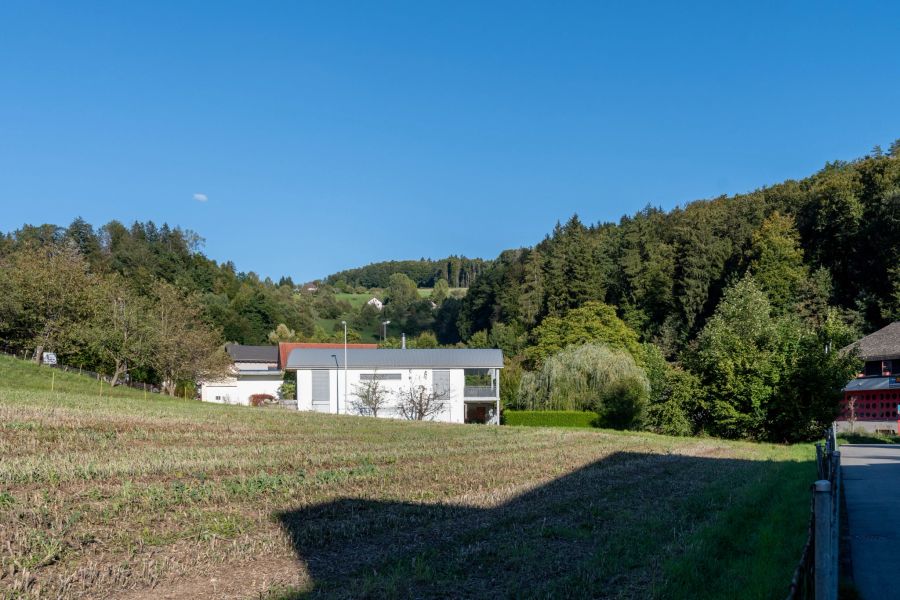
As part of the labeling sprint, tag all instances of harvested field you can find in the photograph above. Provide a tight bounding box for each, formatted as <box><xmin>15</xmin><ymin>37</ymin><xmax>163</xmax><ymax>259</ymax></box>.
<box><xmin>0</xmin><ymin>356</ymin><xmax>813</xmax><ymax>599</ymax></box>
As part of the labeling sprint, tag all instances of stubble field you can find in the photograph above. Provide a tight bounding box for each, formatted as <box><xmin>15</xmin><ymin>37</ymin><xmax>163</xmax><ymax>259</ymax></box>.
<box><xmin>0</xmin><ymin>355</ymin><xmax>812</xmax><ymax>599</ymax></box>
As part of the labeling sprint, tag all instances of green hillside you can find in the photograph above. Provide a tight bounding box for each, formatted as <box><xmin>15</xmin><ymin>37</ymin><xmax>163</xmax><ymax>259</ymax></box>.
<box><xmin>0</xmin><ymin>354</ymin><xmax>156</xmax><ymax>399</ymax></box>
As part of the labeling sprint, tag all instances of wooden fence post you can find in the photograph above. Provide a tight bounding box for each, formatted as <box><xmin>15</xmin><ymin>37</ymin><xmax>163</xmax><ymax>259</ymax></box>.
<box><xmin>814</xmin><ymin>479</ymin><xmax>836</xmax><ymax>600</ymax></box>
<box><xmin>831</xmin><ymin>451</ymin><xmax>841</xmax><ymax>595</ymax></box>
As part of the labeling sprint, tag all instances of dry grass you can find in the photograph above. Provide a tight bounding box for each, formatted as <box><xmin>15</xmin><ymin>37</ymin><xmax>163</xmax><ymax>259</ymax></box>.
<box><xmin>0</xmin><ymin>356</ymin><xmax>813</xmax><ymax>599</ymax></box>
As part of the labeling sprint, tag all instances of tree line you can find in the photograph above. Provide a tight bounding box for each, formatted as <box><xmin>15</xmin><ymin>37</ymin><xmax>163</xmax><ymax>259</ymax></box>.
<box><xmin>0</xmin><ymin>240</ymin><xmax>231</xmax><ymax>394</ymax></box>
<box><xmin>325</xmin><ymin>256</ymin><xmax>489</xmax><ymax>289</ymax></box>
<box><xmin>2</xmin><ymin>143</ymin><xmax>897</xmax><ymax>434</ymax></box>
<box><xmin>451</xmin><ymin>144</ymin><xmax>900</xmax><ymax>441</ymax></box>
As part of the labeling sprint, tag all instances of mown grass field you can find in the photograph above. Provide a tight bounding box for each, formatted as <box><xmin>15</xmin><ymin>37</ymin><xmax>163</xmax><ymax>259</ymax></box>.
<box><xmin>0</xmin><ymin>355</ymin><xmax>814</xmax><ymax>599</ymax></box>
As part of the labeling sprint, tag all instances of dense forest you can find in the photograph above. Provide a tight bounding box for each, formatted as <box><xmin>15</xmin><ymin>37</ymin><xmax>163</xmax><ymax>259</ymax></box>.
<box><xmin>442</xmin><ymin>143</ymin><xmax>900</xmax><ymax>441</ymax></box>
<box><xmin>457</xmin><ymin>144</ymin><xmax>900</xmax><ymax>349</ymax></box>
<box><xmin>2</xmin><ymin>143</ymin><xmax>898</xmax><ymax>440</ymax></box>
<box><xmin>325</xmin><ymin>256</ymin><xmax>489</xmax><ymax>288</ymax></box>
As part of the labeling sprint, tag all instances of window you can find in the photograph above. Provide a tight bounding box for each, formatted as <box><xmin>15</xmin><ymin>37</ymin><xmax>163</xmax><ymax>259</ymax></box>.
<box><xmin>433</xmin><ymin>370</ymin><xmax>451</xmax><ymax>398</ymax></box>
<box><xmin>312</xmin><ymin>370</ymin><xmax>330</xmax><ymax>405</ymax></box>
<box><xmin>359</xmin><ymin>373</ymin><xmax>402</xmax><ymax>381</ymax></box>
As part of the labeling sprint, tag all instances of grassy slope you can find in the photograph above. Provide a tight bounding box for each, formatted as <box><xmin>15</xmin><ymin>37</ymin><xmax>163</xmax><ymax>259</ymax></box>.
<box><xmin>0</xmin><ymin>354</ymin><xmax>813</xmax><ymax>599</ymax></box>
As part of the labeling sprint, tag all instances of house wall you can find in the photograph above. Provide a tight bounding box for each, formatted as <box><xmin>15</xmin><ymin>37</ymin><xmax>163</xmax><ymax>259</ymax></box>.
<box><xmin>235</xmin><ymin>362</ymin><xmax>277</xmax><ymax>371</ymax></box>
<box><xmin>201</xmin><ymin>377</ymin><xmax>238</xmax><ymax>404</ymax></box>
<box><xmin>201</xmin><ymin>374</ymin><xmax>282</xmax><ymax>406</ymax></box>
<box><xmin>295</xmin><ymin>367</ymin><xmax>466</xmax><ymax>423</ymax></box>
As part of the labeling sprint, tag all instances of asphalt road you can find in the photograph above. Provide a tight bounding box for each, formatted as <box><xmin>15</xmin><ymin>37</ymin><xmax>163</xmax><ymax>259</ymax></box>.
<box><xmin>841</xmin><ymin>444</ymin><xmax>900</xmax><ymax>600</ymax></box>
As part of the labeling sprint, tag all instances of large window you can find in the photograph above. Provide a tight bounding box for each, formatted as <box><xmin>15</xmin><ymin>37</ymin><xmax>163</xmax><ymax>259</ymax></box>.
<box><xmin>312</xmin><ymin>370</ymin><xmax>330</xmax><ymax>406</ymax></box>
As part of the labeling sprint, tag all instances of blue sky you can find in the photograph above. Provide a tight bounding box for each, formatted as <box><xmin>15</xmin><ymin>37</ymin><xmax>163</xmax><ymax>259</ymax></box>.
<box><xmin>1</xmin><ymin>1</ymin><xmax>898</xmax><ymax>282</ymax></box>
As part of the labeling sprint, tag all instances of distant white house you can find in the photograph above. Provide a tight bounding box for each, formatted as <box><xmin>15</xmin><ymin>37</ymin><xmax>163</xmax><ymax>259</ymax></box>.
<box><xmin>366</xmin><ymin>297</ymin><xmax>384</xmax><ymax>311</ymax></box>
<box><xmin>200</xmin><ymin>344</ymin><xmax>283</xmax><ymax>406</ymax></box>
<box><xmin>285</xmin><ymin>348</ymin><xmax>503</xmax><ymax>424</ymax></box>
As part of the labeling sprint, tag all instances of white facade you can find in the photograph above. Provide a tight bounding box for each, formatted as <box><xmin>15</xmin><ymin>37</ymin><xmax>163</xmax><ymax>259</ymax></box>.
<box><xmin>366</xmin><ymin>297</ymin><xmax>384</xmax><ymax>311</ymax></box>
<box><xmin>200</xmin><ymin>370</ymin><xmax>283</xmax><ymax>406</ymax></box>
<box><xmin>295</xmin><ymin>366</ymin><xmax>499</xmax><ymax>424</ymax></box>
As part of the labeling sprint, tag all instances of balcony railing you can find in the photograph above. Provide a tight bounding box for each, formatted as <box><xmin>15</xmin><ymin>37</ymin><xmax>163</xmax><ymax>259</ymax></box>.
<box><xmin>464</xmin><ymin>385</ymin><xmax>498</xmax><ymax>398</ymax></box>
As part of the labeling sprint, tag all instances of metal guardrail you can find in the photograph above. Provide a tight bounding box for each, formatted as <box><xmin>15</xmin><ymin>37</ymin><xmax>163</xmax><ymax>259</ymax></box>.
<box><xmin>787</xmin><ymin>425</ymin><xmax>840</xmax><ymax>600</ymax></box>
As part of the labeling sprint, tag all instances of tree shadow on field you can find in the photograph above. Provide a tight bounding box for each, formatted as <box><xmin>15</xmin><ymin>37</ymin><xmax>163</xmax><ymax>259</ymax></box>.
<box><xmin>275</xmin><ymin>451</ymin><xmax>812</xmax><ymax>599</ymax></box>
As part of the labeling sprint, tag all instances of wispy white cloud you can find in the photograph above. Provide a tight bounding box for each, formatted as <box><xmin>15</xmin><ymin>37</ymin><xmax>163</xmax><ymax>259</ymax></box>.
<box><xmin>193</xmin><ymin>193</ymin><xmax>208</xmax><ymax>202</ymax></box>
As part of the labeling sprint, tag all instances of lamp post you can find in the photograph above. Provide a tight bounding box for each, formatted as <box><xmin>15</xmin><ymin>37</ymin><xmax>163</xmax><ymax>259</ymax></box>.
<box><xmin>382</xmin><ymin>320</ymin><xmax>391</xmax><ymax>344</ymax></box>
<box><xmin>341</xmin><ymin>320</ymin><xmax>348</xmax><ymax>415</ymax></box>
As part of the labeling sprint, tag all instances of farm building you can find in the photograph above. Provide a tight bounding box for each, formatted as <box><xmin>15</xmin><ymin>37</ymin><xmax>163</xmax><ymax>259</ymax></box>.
<box><xmin>285</xmin><ymin>348</ymin><xmax>503</xmax><ymax>424</ymax></box>
<box><xmin>839</xmin><ymin>322</ymin><xmax>900</xmax><ymax>432</ymax></box>
<box><xmin>199</xmin><ymin>344</ymin><xmax>282</xmax><ymax>406</ymax></box>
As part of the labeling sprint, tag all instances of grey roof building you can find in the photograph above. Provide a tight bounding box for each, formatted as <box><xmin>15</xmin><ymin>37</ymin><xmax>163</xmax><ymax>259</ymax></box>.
<box><xmin>841</xmin><ymin>322</ymin><xmax>900</xmax><ymax>361</ymax></box>
<box><xmin>225</xmin><ymin>344</ymin><xmax>279</xmax><ymax>363</ymax></box>
<box><xmin>285</xmin><ymin>348</ymin><xmax>504</xmax><ymax>370</ymax></box>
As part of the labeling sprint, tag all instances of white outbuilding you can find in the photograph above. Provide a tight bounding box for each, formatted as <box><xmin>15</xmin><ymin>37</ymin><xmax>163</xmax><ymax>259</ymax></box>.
<box><xmin>285</xmin><ymin>348</ymin><xmax>503</xmax><ymax>424</ymax></box>
<box><xmin>199</xmin><ymin>344</ymin><xmax>283</xmax><ymax>405</ymax></box>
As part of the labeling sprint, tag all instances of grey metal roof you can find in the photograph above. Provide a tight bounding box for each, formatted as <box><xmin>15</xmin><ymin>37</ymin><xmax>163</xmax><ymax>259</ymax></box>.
<box><xmin>843</xmin><ymin>376</ymin><xmax>900</xmax><ymax>392</ymax></box>
<box><xmin>225</xmin><ymin>344</ymin><xmax>279</xmax><ymax>363</ymax></box>
<box><xmin>286</xmin><ymin>348</ymin><xmax>504</xmax><ymax>370</ymax></box>
<box><xmin>841</xmin><ymin>322</ymin><xmax>900</xmax><ymax>361</ymax></box>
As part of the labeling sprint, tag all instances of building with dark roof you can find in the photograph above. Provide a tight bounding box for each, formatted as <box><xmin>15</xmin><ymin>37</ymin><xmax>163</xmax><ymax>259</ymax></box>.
<box><xmin>839</xmin><ymin>322</ymin><xmax>900</xmax><ymax>430</ymax></box>
<box><xmin>199</xmin><ymin>344</ymin><xmax>282</xmax><ymax>406</ymax></box>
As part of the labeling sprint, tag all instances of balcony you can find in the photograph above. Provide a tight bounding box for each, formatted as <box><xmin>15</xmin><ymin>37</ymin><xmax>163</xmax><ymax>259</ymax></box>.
<box><xmin>464</xmin><ymin>385</ymin><xmax>498</xmax><ymax>398</ymax></box>
<box><xmin>463</xmin><ymin>367</ymin><xmax>499</xmax><ymax>399</ymax></box>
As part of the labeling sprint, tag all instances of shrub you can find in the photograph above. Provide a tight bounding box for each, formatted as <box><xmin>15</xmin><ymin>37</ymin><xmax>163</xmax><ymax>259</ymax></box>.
<box><xmin>503</xmin><ymin>410</ymin><xmax>598</xmax><ymax>428</ymax></box>
<box><xmin>598</xmin><ymin>376</ymin><xmax>648</xmax><ymax>430</ymax></box>
<box><xmin>249</xmin><ymin>393</ymin><xmax>275</xmax><ymax>407</ymax></box>
<box><xmin>278</xmin><ymin>380</ymin><xmax>296</xmax><ymax>400</ymax></box>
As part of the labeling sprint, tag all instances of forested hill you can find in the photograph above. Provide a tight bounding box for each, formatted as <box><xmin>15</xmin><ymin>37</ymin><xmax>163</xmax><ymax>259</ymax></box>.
<box><xmin>3</xmin><ymin>144</ymin><xmax>899</xmax><ymax>440</ymax></box>
<box><xmin>325</xmin><ymin>256</ymin><xmax>489</xmax><ymax>288</ymax></box>
<box><xmin>0</xmin><ymin>220</ymin><xmax>314</xmax><ymax>347</ymax></box>
<box><xmin>456</xmin><ymin>143</ymin><xmax>900</xmax><ymax>352</ymax></box>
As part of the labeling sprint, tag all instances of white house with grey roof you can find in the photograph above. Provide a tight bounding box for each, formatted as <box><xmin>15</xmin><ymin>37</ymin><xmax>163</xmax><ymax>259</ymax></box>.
<box><xmin>199</xmin><ymin>344</ymin><xmax>283</xmax><ymax>406</ymax></box>
<box><xmin>285</xmin><ymin>348</ymin><xmax>503</xmax><ymax>424</ymax></box>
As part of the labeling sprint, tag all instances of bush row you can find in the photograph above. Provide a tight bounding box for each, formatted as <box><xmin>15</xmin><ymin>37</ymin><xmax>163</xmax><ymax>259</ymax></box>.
<box><xmin>503</xmin><ymin>410</ymin><xmax>598</xmax><ymax>428</ymax></box>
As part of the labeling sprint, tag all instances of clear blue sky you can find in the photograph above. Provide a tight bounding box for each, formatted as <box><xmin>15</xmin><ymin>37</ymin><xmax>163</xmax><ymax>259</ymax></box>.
<box><xmin>1</xmin><ymin>2</ymin><xmax>898</xmax><ymax>282</ymax></box>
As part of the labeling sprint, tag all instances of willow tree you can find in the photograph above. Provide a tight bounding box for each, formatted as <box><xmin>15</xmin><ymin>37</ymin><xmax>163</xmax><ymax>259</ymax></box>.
<box><xmin>518</xmin><ymin>343</ymin><xmax>649</xmax><ymax>429</ymax></box>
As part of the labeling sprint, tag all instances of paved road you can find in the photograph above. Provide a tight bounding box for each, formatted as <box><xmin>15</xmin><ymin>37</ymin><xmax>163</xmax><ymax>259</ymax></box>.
<box><xmin>842</xmin><ymin>444</ymin><xmax>900</xmax><ymax>600</ymax></box>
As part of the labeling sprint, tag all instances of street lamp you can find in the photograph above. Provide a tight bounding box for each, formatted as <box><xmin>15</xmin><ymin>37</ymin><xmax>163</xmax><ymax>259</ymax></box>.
<box><xmin>341</xmin><ymin>320</ymin><xmax>348</xmax><ymax>415</ymax></box>
<box><xmin>382</xmin><ymin>320</ymin><xmax>391</xmax><ymax>343</ymax></box>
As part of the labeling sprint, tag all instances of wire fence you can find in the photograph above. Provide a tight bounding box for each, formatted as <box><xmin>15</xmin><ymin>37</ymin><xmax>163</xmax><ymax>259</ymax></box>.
<box><xmin>0</xmin><ymin>345</ymin><xmax>163</xmax><ymax>394</ymax></box>
<box><xmin>787</xmin><ymin>425</ymin><xmax>840</xmax><ymax>600</ymax></box>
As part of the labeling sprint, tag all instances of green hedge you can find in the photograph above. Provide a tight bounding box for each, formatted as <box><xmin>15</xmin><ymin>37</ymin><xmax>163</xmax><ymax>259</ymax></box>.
<box><xmin>503</xmin><ymin>410</ymin><xmax>599</xmax><ymax>428</ymax></box>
